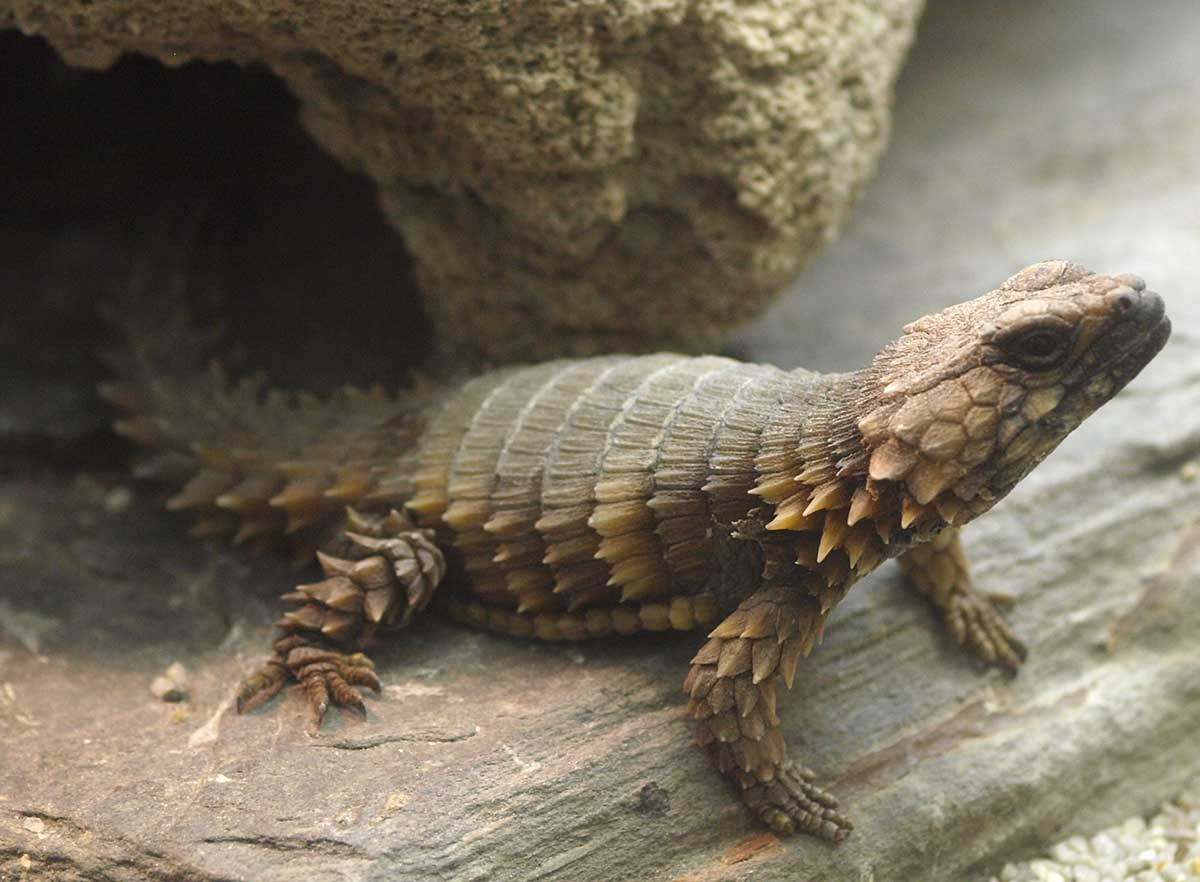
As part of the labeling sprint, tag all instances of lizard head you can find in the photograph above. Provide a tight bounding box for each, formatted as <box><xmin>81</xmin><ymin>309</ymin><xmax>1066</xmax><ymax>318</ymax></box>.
<box><xmin>854</xmin><ymin>260</ymin><xmax>1171</xmax><ymax>527</ymax></box>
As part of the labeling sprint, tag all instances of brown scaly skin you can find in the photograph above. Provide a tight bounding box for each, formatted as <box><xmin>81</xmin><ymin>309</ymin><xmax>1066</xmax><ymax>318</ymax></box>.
<box><xmin>101</xmin><ymin>259</ymin><xmax>1170</xmax><ymax>841</ymax></box>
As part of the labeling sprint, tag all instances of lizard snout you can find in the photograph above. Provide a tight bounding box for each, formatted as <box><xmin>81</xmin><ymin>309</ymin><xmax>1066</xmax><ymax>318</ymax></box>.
<box><xmin>1109</xmin><ymin>285</ymin><xmax>1164</xmax><ymax>326</ymax></box>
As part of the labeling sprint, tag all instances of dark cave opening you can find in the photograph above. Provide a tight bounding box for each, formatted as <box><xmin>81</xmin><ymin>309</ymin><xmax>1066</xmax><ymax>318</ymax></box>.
<box><xmin>0</xmin><ymin>30</ymin><xmax>429</xmax><ymax>437</ymax></box>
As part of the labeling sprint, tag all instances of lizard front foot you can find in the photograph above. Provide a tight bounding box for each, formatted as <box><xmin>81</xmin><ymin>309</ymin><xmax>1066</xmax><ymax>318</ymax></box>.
<box><xmin>898</xmin><ymin>526</ymin><xmax>1027</xmax><ymax>672</ymax></box>
<box><xmin>739</xmin><ymin>761</ymin><xmax>853</xmax><ymax>841</ymax></box>
<box><xmin>943</xmin><ymin>590</ymin><xmax>1027</xmax><ymax>672</ymax></box>
<box><xmin>235</xmin><ymin>509</ymin><xmax>446</xmax><ymax>731</ymax></box>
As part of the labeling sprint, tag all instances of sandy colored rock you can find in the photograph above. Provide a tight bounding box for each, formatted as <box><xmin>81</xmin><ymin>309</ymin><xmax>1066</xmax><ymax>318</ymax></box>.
<box><xmin>4</xmin><ymin>0</ymin><xmax>923</xmax><ymax>362</ymax></box>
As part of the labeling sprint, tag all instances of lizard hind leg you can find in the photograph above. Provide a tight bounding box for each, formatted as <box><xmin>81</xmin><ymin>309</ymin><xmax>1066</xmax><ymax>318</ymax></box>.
<box><xmin>236</xmin><ymin>508</ymin><xmax>446</xmax><ymax>732</ymax></box>
<box><xmin>685</xmin><ymin>586</ymin><xmax>853</xmax><ymax>841</ymax></box>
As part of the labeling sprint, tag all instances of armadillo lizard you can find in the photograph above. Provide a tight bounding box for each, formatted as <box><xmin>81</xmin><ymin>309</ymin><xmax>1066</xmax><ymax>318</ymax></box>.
<box><xmin>101</xmin><ymin>259</ymin><xmax>1170</xmax><ymax>840</ymax></box>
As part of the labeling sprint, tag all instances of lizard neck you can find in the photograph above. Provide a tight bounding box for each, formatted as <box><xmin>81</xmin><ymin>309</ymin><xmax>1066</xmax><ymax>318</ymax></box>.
<box><xmin>751</xmin><ymin>370</ymin><xmax>950</xmax><ymax>585</ymax></box>
<box><xmin>800</xmin><ymin>370</ymin><xmax>873</xmax><ymax>488</ymax></box>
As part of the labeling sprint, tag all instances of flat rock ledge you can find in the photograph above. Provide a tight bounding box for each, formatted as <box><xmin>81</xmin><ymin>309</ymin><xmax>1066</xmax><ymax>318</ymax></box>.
<box><xmin>2</xmin><ymin>0</ymin><xmax>922</xmax><ymax>362</ymax></box>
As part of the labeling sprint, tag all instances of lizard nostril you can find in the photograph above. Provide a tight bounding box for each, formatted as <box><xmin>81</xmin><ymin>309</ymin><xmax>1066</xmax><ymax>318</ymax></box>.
<box><xmin>1115</xmin><ymin>292</ymin><xmax>1135</xmax><ymax>314</ymax></box>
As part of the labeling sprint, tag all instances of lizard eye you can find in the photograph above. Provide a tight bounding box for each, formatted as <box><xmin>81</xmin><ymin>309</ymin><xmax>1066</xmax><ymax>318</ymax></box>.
<box><xmin>1002</xmin><ymin>326</ymin><xmax>1071</xmax><ymax>369</ymax></box>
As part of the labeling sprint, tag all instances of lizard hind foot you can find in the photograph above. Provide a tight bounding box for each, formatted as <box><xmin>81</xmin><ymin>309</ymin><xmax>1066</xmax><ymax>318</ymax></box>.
<box><xmin>740</xmin><ymin>762</ymin><xmax>853</xmax><ymax>842</ymax></box>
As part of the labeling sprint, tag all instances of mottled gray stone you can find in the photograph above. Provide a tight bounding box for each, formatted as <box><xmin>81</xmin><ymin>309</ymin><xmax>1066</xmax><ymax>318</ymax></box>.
<box><xmin>2</xmin><ymin>0</ymin><xmax>1199</xmax><ymax>880</ymax></box>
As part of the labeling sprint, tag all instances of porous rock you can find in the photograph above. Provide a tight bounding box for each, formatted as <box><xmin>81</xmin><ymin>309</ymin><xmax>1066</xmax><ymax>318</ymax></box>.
<box><xmin>3</xmin><ymin>0</ymin><xmax>923</xmax><ymax>361</ymax></box>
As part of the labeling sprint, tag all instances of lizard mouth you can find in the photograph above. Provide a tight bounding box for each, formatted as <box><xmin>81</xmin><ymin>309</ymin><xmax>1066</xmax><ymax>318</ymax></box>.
<box><xmin>1055</xmin><ymin>286</ymin><xmax>1172</xmax><ymax>414</ymax></box>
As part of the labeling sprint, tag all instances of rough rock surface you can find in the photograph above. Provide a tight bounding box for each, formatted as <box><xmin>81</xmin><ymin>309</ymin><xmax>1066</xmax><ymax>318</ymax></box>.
<box><xmin>990</xmin><ymin>775</ymin><xmax>1200</xmax><ymax>882</ymax></box>
<box><xmin>2</xmin><ymin>0</ymin><xmax>923</xmax><ymax>363</ymax></box>
<box><xmin>2</xmin><ymin>1</ymin><xmax>1200</xmax><ymax>881</ymax></box>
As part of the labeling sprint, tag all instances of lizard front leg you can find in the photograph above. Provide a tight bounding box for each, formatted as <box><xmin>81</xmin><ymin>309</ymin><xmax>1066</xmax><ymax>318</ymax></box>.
<box><xmin>236</xmin><ymin>508</ymin><xmax>446</xmax><ymax>731</ymax></box>
<box><xmin>683</xmin><ymin>586</ymin><xmax>852</xmax><ymax>841</ymax></box>
<box><xmin>898</xmin><ymin>526</ymin><xmax>1026</xmax><ymax>671</ymax></box>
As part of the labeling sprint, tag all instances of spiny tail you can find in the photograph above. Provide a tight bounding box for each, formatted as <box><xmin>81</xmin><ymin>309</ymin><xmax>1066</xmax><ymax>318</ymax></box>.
<box><xmin>97</xmin><ymin>228</ymin><xmax>428</xmax><ymax>554</ymax></box>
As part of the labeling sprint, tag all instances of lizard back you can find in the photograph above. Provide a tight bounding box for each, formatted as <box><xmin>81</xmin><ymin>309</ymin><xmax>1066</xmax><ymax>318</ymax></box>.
<box><xmin>401</xmin><ymin>354</ymin><xmax>816</xmax><ymax>619</ymax></box>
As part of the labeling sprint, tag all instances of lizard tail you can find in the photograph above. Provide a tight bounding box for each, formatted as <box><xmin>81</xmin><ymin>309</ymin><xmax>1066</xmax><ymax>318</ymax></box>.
<box><xmin>97</xmin><ymin>222</ymin><xmax>425</xmax><ymax>552</ymax></box>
